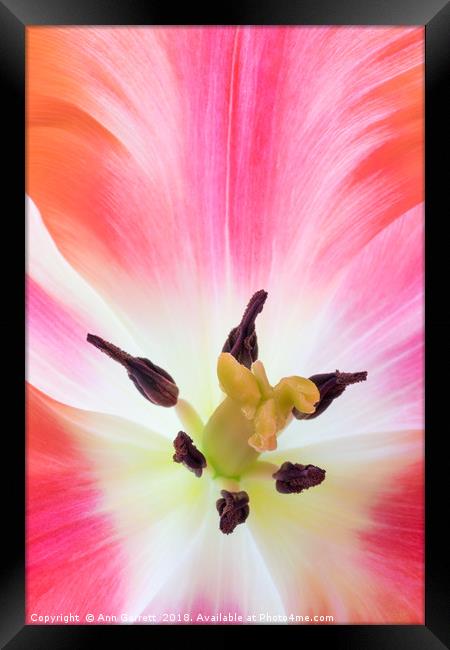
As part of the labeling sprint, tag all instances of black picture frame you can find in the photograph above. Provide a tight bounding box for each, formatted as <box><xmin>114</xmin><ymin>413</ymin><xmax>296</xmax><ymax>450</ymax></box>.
<box><xmin>3</xmin><ymin>0</ymin><xmax>449</xmax><ymax>647</ymax></box>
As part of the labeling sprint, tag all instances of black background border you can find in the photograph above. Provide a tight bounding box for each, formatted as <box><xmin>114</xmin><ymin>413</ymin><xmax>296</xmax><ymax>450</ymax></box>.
<box><xmin>2</xmin><ymin>0</ymin><xmax>449</xmax><ymax>647</ymax></box>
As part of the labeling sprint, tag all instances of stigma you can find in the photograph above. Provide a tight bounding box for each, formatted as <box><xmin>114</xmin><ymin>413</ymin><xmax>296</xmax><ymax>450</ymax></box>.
<box><xmin>217</xmin><ymin>352</ymin><xmax>320</xmax><ymax>452</ymax></box>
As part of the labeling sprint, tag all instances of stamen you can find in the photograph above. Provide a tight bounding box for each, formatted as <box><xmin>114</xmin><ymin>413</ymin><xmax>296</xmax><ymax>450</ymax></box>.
<box><xmin>336</xmin><ymin>371</ymin><xmax>368</xmax><ymax>386</ymax></box>
<box><xmin>87</xmin><ymin>333</ymin><xmax>179</xmax><ymax>407</ymax></box>
<box><xmin>216</xmin><ymin>490</ymin><xmax>250</xmax><ymax>534</ymax></box>
<box><xmin>86</xmin><ymin>333</ymin><xmax>132</xmax><ymax>365</ymax></box>
<box><xmin>293</xmin><ymin>369</ymin><xmax>367</xmax><ymax>420</ymax></box>
<box><xmin>172</xmin><ymin>431</ymin><xmax>207</xmax><ymax>478</ymax></box>
<box><xmin>272</xmin><ymin>462</ymin><xmax>326</xmax><ymax>494</ymax></box>
<box><xmin>222</xmin><ymin>290</ymin><xmax>268</xmax><ymax>369</ymax></box>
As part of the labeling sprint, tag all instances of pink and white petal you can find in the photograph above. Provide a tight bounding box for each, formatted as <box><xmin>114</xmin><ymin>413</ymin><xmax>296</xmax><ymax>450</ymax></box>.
<box><xmin>27</xmin><ymin>196</ymin><xmax>180</xmax><ymax>435</ymax></box>
<box><xmin>244</xmin><ymin>428</ymin><xmax>423</xmax><ymax>623</ymax></box>
<box><xmin>27</xmin><ymin>27</ymin><xmax>423</xmax><ymax>416</ymax></box>
<box><xmin>209</xmin><ymin>27</ymin><xmax>423</xmax><ymax>306</ymax></box>
<box><xmin>276</xmin><ymin>204</ymin><xmax>423</xmax><ymax>450</ymax></box>
<box><xmin>27</xmin><ymin>27</ymin><xmax>423</xmax><ymax>297</ymax></box>
<box><xmin>137</xmin><ymin>484</ymin><xmax>285</xmax><ymax>622</ymax></box>
<box><xmin>27</xmin><ymin>28</ymin><xmax>227</xmax><ymax>341</ymax></box>
<box><xmin>27</xmin><ymin>385</ymin><xmax>211</xmax><ymax>621</ymax></box>
<box><xmin>27</xmin><ymin>385</ymin><xmax>127</xmax><ymax>620</ymax></box>
<box><xmin>30</xmin><ymin>390</ymin><xmax>282</xmax><ymax>623</ymax></box>
<box><xmin>68</xmin><ymin>400</ymin><xmax>285</xmax><ymax>620</ymax></box>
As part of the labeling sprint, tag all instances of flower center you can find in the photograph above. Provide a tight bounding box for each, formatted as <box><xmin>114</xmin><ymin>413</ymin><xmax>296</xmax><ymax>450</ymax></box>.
<box><xmin>87</xmin><ymin>289</ymin><xmax>367</xmax><ymax>534</ymax></box>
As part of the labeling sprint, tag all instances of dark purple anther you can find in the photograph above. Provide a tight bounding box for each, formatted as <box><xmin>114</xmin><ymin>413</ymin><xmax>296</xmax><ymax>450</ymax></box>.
<box><xmin>87</xmin><ymin>334</ymin><xmax>179</xmax><ymax>407</ymax></box>
<box><xmin>172</xmin><ymin>431</ymin><xmax>207</xmax><ymax>478</ymax></box>
<box><xmin>222</xmin><ymin>290</ymin><xmax>268</xmax><ymax>369</ymax></box>
<box><xmin>293</xmin><ymin>370</ymin><xmax>368</xmax><ymax>420</ymax></box>
<box><xmin>272</xmin><ymin>462</ymin><xmax>326</xmax><ymax>494</ymax></box>
<box><xmin>216</xmin><ymin>490</ymin><xmax>250</xmax><ymax>534</ymax></box>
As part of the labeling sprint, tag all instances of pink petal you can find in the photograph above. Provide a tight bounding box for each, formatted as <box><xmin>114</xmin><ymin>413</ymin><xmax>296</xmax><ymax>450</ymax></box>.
<box><xmin>26</xmin><ymin>385</ymin><xmax>127</xmax><ymax>621</ymax></box>
<box><xmin>27</xmin><ymin>196</ymin><xmax>180</xmax><ymax>433</ymax></box>
<box><xmin>359</xmin><ymin>461</ymin><xmax>424</xmax><ymax>622</ymax></box>
<box><xmin>27</xmin><ymin>27</ymin><xmax>423</xmax><ymax>337</ymax></box>
<box><xmin>27</xmin><ymin>386</ymin><xmax>234</xmax><ymax>621</ymax></box>
<box><xmin>277</xmin><ymin>204</ymin><xmax>423</xmax><ymax>445</ymax></box>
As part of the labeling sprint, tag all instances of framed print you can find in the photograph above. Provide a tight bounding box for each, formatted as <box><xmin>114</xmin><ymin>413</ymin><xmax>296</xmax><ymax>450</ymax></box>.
<box><xmin>2</xmin><ymin>0</ymin><xmax>449</xmax><ymax>647</ymax></box>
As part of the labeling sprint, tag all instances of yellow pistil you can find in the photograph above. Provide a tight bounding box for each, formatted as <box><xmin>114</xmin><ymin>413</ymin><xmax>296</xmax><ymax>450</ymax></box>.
<box><xmin>217</xmin><ymin>353</ymin><xmax>261</xmax><ymax>419</ymax></box>
<box><xmin>216</xmin><ymin>352</ymin><xmax>320</xmax><ymax>455</ymax></box>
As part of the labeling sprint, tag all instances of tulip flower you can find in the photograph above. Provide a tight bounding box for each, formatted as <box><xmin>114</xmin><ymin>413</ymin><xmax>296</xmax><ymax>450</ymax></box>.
<box><xmin>27</xmin><ymin>26</ymin><xmax>424</xmax><ymax>623</ymax></box>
